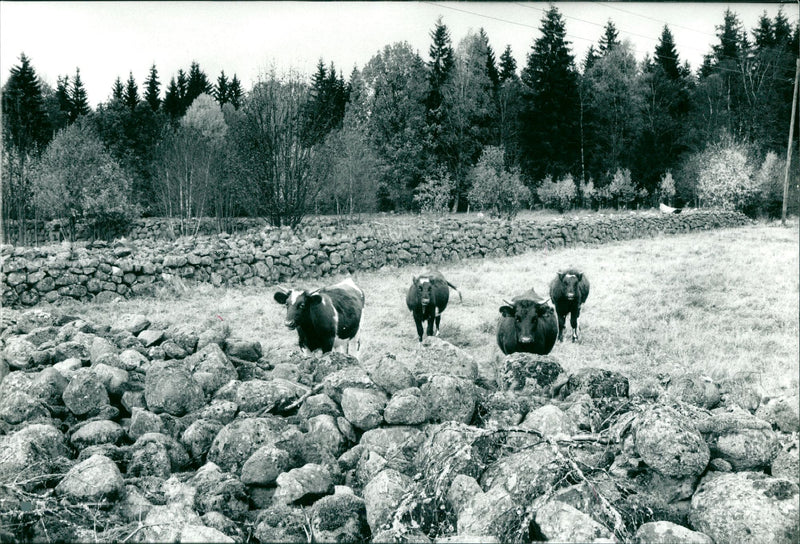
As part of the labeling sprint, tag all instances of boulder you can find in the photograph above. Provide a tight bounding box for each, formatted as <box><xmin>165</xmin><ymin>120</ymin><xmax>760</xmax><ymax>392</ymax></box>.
<box><xmin>362</xmin><ymin>468</ymin><xmax>412</xmax><ymax>533</ymax></box>
<box><xmin>62</xmin><ymin>368</ymin><xmax>110</xmax><ymax>416</ymax></box>
<box><xmin>756</xmin><ymin>396</ymin><xmax>800</xmax><ymax>433</ymax></box>
<box><xmin>189</xmin><ymin>462</ymin><xmax>249</xmax><ymax>521</ymax></box>
<box><xmin>70</xmin><ymin>420</ymin><xmax>124</xmax><ymax>449</ymax></box>
<box><xmin>500</xmin><ymin>353</ymin><xmax>564</xmax><ymax>393</ymax></box>
<box><xmin>447</xmin><ymin>474</ymin><xmax>483</xmax><ymax>516</ymax></box>
<box><xmin>322</xmin><ymin>367</ymin><xmax>377</xmax><ymax>404</ymax></box>
<box><xmin>55</xmin><ymin>454</ymin><xmax>124</xmax><ymax>502</ymax></box>
<box><xmin>0</xmin><ymin>423</ymin><xmax>68</xmax><ymax>482</ymax></box>
<box><xmin>0</xmin><ymin>390</ymin><xmax>49</xmax><ymax>424</ymax></box>
<box><xmin>207</xmin><ymin>416</ymin><xmax>287</xmax><ymax>474</ymax></box>
<box><xmin>178</xmin><ymin>525</ymin><xmax>235</xmax><ymax>544</ymax></box>
<box><xmin>534</xmin><ymin>500</ymin><xmax>614</xmax><ymax>542</ymax></box>
<box><xmin>253</xmin><ymin>505</ymin><xmax>308</xmax><ymax>543</ymax></box>
<box><xmin>89</xmin><ymin>336</ymin><xmax>117</xmax><ymax>365</ymax></box>
<box><xmin>457</xmin><ymin>485</ymin><xmax>516</xmax><ymax>539</ymax></box>
<box><xmin>297</xmin><ymin>393</ymin><xmax>341</xmax><ymax>420</ymax></box>
<box><xmin>90</xmin><ymin>362</ymin><xmax>129</xmax><ymax>396</ymax></box>
<box><xmin>128</xmin><ymin>408</ymin><xmax>165</xmax><ymax>440</ymax></box>
<box><xmin>304</xmin><ymin>414</ymin><xmax>347</xmax><ymax>459</ymax></box>
<box><xmin>772</xmin><ymin>447</ymin><xmax>799</xmax><ymax>483</ymax></box>
<box><xmin>274</xmin><ymin>463</ymin><xmax>335</xmax><ymax>504</ymax></box>
<box><xmin>360</xmin><ymin>426</ymin><xmax>425</xmax><ymax>475</ymax></box>
<box><xmin>520</xmin><ymin>404</ymin><xmax>579</xmax><ymax>438</ymax></box>
<box><xmin>634</xmin><ymin>521</ymin><xmax>713</xmax><ymax>544</ymax></box>
<box><xmin>696</xmin><ymin>409</ymin><xmax>780</xmax><ymax>470</ymax></box>
<box><xmin>384</xmin><ymin>387</ymin><xmax>430</xmax><ymax>425</ymax></box>
<box><xmin>144</xmin><ymin>361</ymin><xmax>205</xmax><ymax>416</ymax></box>
<box><xmin>365</xmin><ymin>352</ymin><xmax>417</xmax><ymax>394</ymax></box>
<box><xmin>224</xmin><ymin>338</ymin><xmax>263</xmax><ymax>361</ymax></box>
<box><xmin>689</xmin><ymin>472</ymin><xmax>799</xmax><ymax>544</ymax></box>
<box><xmin>480</xmin><ymin>445</ymin><xmax>567</xmax><ymax>500</ymax></box>
<box><xmin>311</xmin><ymin>490</ymin><xmax>370</xmax><ymax>543</ymax></box>
<box><xmin>341</xmin><ymin>387</ymin><xmax>388</xmax><ymax>430</ymax></box>
<box><xmin>405</xmin><ymin>337</ymin><xmax>477</xmax><ymax>380</ymax></box>
<box><xmin>481</xmin><ymin>391</ymin><xmax>530</xmax><ymax>428</ymax></box>
<box><xmin>422</xmin><ymin>375</ymin><xmax>476</xmax><ymax>424</ymax></box>
<box><xmin>184</xmin><ymin>343</ymin><xmax>237</xmax><ymax>396</ymax></box>
<box><xmin>240</xmin><ymin>445</ymin><xmax>291</xmax><ymax>486</ymax></box>
<box><xmin>557</xmin><ymin>367</ymin><xmax>629</xmax><ymax>398</ymax></box>
<box><xmin>140</xmin><ymin>505</ymin><xmax>203</xmax><ymax>543</ymax></box>
<box><xmin>181</xmin><ymin>418</ymin><xmax>224</xmax><ymax>462</ymax></box>
<box><xmin>634</xmin><ymin>404</ymin><xmax>710</xmax><ymax>478</ymax></box>
<box><xmin>3</xmin><ymin>336</ymin><xmax>36</xmax><ymax>369</ymax></box>
<box><xmin>235</xmin><ymin>378</ymin><xmax>306</xmax><ymax>413</ymax></box>
<box><xmin>667</xmin><ymin>375</ymin><xmax>721</xmax><ymax>409</ymax></box>
<box><xmin>112</xmin><ymin>314</ymin><xmax>151</xmax><ymax>335</ymax></box>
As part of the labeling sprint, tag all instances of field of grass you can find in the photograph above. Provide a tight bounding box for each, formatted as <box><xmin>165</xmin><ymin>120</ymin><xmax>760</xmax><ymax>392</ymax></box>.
<box><xmin>61</xmin><ymin>221</ymin><xmax>799</xmax><ymax>398</ymax></box>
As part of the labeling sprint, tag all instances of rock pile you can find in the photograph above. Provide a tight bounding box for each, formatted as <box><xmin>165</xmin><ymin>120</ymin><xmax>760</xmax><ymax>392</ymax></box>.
<box><xmin>2</xmin><ymin>210</ymin><xmax>750</xmax><ymax>308</ymax></box>
<box><xmin>0</xmin><ymin>308</ymin><xmax>796</xmax><ymax>543</ymax></box>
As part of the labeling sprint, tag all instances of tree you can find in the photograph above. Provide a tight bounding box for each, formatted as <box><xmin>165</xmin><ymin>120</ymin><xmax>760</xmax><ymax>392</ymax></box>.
<box><xmin>124</xmin><ymin>72</ymin><xmax>139</xmax><ymax>110</ymax></box>
<box><xmin>111</xmin><ymin>76</ymin><xmax>125</xmax><ymax>103</ymax></box>
<box><xmin>228</xmin><ymin>75</ymin><xmax>243</xmax><ymax>109</ymax></box>
<box><xmin>302</xmin><ymin>60</ymin><xmax>348</xmax><ymax>146</ymax></box>
<box><xmin>156</xmin><ymin>94</ymin><xmax>227</xmax><ymax>234</ymax></box>
<box><xmin>186</xmin><ymin>61</ymin><xmax>213</xmax><ymax>109</ymax></box>
<box><xmin>467</xmin><ymin>145</ymin><xmax>529</xmax><ymax>218</ymax></box>
<box><xmin>440</xmin><ymin>30</ymin><xmax>497</xmax><ymax>211</ymax></box>
<box><xmin>214</xmin><ymin>70</ymin><xmax>230</xmax><ymax>107</ymax></box>
<box><xmin>654</xmin><ymin>25</ymin><xmax>681</xmax><ymax>80</ymax></box>
<box><xmin>69</xmin><ymin>68</ymin><xmax>90</xmax><ymax>121</ymax></box>
<box><xmin>583</xmin><ymin>45</ymin><xmax>599</xmax><ymax>72</ymax></box>
<box><xmin>481</xmin><ymin>28</ymin><xmax>500</xmax><ymax>89</ymax></box>
<box><xmin>143</xmin><ymin>64</ymin><xmax>161</xmax><ymax>111</ymax></box>
<box><xmin>426</xmin><ymin>17</ymin><xmax>456</xmax><ymax>174</ymax></box>
<box><xmin>163</xmin><ymin>77</ymin><xmax>181</xmax><ymax>119</ymax></box>
<box><xmin>519</xmin><ymin>5</ymin><xmax>581</xmax><ymax>183</ymax></box>
<box><xmin>1</xmin><ymin>53</ymin><xmax>52</xmax><ymax>243</ymax></box>
<box><xmin>228</xmin><ymin>70</ymin><xmax>318</xmax><ymax>227</ymax></box>
<box><xmin>362</xmin><ymin>42</ymin><xmax>430</xmax><ymax>210</ymax></box>
<box><xmin>598</xmin><ymin>20</ymin><xmax>620</xmax><ymax>55</ymax></box>
<box><xmin>497</xmin><ymin>45</ymin><xmax>524</xmax><ymax>167</ymax></box>
<box><xmin>499</xmin><ymin>45</ymin><xmax>517</xmax><ymax>82</ymax></box>
<box><xmin>414</xmin><ymin>167</ymin><xmax>454</xmax><ymax>214</ymax></box>
<box><xmin>607</xmin><ymin>167</ymin><xmax>636</xmax><ymax>208</ymax></box>
<box><xmin>30</xmin><ymin>121</ymin><xmax>139</xmax><ymax>240</ymax></box>
<box><xmin>696</xmin><ymin>136</ymin><xmax>758</xmax><ymax>214</ymax></box>
<box><xmin>537</xmin><ymin>174</ymin><xmax>577</xmax><ymax>212</ymax></box>
<box><xmin>50</xmin><ymin>75</ymin><xmax>72</xmax><ymax>132</ymax></box>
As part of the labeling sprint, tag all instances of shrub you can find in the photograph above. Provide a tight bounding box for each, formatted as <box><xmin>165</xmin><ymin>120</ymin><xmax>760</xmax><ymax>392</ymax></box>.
<box><xmin>537</xmin><ymin>174</ymin><xmax>577</xmax><ymax>213</ymax></box>
<box><xmin>755</xmin><ymin>152</ymin><xmax>786</xmax><ymax>219</ymax></box>
<box><xmin>696</xmin><ymin>137</ymin><xmax>759</xmax><ymax>215</ymax></box>
<box><xmin>608</xmin><ymin>168</ymin><xmax>636</xmax><ymax>209</ymax></box>
<box><xmin>414</xmin><ymin>167</ymin><xmax>454</xmax><ymax>214</ymax></box>
<box><xmin>467</xmin><ymin>146</ymin><xmax>530</xmax><ymax>219</ymax></box>
<box><xmin>659</xmin><ymin>171</ymin><xmax>676</xmax><ymax>205</ymax></box>
<box><xmin>30</xmin><ymin>122</ymin><xmax>139</xmax><ymax>240</ymax></box>
<box><xmin>578</xmin><ymin>178</ymin><xmax>596</xmax><ymax>209</ymax></box>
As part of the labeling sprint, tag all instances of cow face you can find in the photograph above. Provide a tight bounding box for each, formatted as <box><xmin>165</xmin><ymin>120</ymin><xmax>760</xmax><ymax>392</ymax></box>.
<box><xmin>559</xmin><ymin>273</ymin><xmax>583</xmax><ymax>301</ymax></box>
<box><xmin>414</xmin><ymin>276</ymin><xmax>434</xmax><ymax>307</ymax></box>
<box><xmin>274</xmin><ymin>290</ymin><xmax>321</xmax><ymax>329</ymax></box>
<box><xmin>500</xmin><ymin>300</ymin><xmax>553</xmax><ymax>345</ymax></box>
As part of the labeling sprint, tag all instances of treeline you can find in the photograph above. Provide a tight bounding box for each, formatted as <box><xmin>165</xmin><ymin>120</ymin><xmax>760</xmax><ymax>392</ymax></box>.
<box><xmin>2</xmin><ymin>7</ymin><xmax>798</xmax><ymax>242</ymax></box>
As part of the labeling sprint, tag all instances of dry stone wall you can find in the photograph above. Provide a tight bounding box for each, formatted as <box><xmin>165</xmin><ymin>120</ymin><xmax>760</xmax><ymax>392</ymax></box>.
<box><xmin>1</xmin><ymin>210</ymin><xmax>750</xmax><ymax>308</ymax></box>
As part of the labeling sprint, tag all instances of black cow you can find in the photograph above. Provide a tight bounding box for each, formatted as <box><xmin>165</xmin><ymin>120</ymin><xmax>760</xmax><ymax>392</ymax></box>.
<box><xmin>406</xmin><ymin>270</ymin><xmax>462</xmax><ymax>342</ymax></box>
<box><xmin>496</xmin><ymin>289</ymin><xmax>558</xmax><ymax>355</ymax></box>
<box><xmin>273</xmin><ymin>277</ymin><xmax>365</xmax><ymax>353</ymax></box>
<box><xmin>549</xmin><ymin>269</ymin><xmax>590</xmax><ymax>342</ymax></box>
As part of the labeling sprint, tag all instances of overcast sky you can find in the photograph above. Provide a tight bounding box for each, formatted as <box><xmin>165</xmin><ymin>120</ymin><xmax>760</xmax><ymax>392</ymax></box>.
<box><xmin>1</xmin><ymin>2</ymin><xmax>795</xmax><ymax>107</ymax></box>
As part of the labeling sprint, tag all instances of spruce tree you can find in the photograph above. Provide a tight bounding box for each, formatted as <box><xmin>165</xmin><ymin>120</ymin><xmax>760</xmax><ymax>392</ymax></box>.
<box><xmin>427</xmin><ymin>16</ymin><xmax>455</xmax><ymax>114</ymax></box>
<box><xmin>520</xmin><ymin>5</ymin><xmax>580</xmax><ymax>181</ymax></box>
<box><xmin>583</xmin><ymin>45</ymin><xmax>599</xmax><ymax>72</ymax></box>
<box><xmin>111</xmin><ymin>76</ymin><xmax>125</xmax><ymax>103</ymax></box>
<box><xmin>480</xmin><ymin>28</ymin><xmax>500</xmax><ymax>89</ymax></box>
<box><xmin>124</xmin><ymin>72</ymin><xmax>139</xmax><ymax>110</ymax></box>
<box><xmin>499</xmin><ymin>45</ymin><xmax>517</xmax><ymax>82</ymax></box>
<box><xmin>228</xmin><ymin>75</ymin><xmax>243</xmax><ymax>109</ymax></box>
<box><xmin>143</xmin><ymin>64</ymin><xmax>161</xmax><ymax>111</ymax></box>
<box><xmin>654</xmin><ymin>25</ymin><xmax>681</xmax><ymax>80</ymax></box>
<box><xmin>598</xmin><ymin>20</ymin><xmax>620</xmax><ymax>55</ymax></box>
<box><xmin>69</xmin><ymin>67</ymin><xmax>90</xmax><ymax>121</ymax></box>
<box><xmin>54</xmin><ymin>75</ymin><xmax>72</xmax><ymax>129</ymax></box>
<box><xmin>176</xmin><ymin>69</ymin><xmax>189</xmax><ymax>114</ymax></box>
<box><xmin>215</xmin><ymin>70</ymin><xmax>230</xmax><ymax>107</ymax></box>
<box><xmin>163</xmin><ymin>77</ymin><xmax>181</xmax><ymax>119</ymax></box>
<box><xmin>773</xmin><ymin>9</ymin><xmax>792</xmax><ymax>46</ymax></box>
<box><xmin>713</xmin><ymin>8</ymin><xmax>744</xmax><ymax>64</ymax></box>
<box><xmin>185</xmin><ymin>61</ymin><xmax>212</xmax><ymax>108</ymax></box>
<box><xmin>2</xmin><ymin>53</ymin><xmax>51</xmax><ymax>153</ymax></box>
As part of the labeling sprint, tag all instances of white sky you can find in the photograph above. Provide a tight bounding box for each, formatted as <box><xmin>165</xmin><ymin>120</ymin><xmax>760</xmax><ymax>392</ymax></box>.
<box><xmin>1</xmin><ymin>2</ymin><xmax>796</xmax><ymax>108</ymax></box>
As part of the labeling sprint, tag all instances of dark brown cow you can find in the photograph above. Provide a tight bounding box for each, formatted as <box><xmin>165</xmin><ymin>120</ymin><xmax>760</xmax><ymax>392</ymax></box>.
<box><xmin>496</xmin><ymin>289</ymin><xmax>558</xmax><ymax>355</ymax></box>
<box><xmin>405</xmin><ymin>269</ymin><xmax>461</xmax><ymax>342</ymax></box>
<box><xmin>549</xmin><ymin>269</ymin><xmax>590</xmax><ymax>342</ymax></box>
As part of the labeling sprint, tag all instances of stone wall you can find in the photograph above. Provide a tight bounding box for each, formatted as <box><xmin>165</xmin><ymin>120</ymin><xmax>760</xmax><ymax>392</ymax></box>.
<box><xmin>1</xmin><ymin>210</ymin><xmax>751</xmax><ymax>307</ymax></box>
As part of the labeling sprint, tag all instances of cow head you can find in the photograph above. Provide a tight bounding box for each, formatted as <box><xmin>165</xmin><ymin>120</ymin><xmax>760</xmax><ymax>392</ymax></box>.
<box><xmin>274</xmin><ymin>289</ymin><xmax>322</xmax><ymax>329</ymax></box>
<box><xmin>500</xmin><ymin>299</ymin><xmax>553</xmax><ymax>344</ymax></box>
<box><xmin>559</xmin><ymin>272</ymin><xmax>583</xmax><ymax>301</ymax></box>
<box><xmin>413</xmin><ymin>276</ymin><xmax>435</xmax><ymax>307</ymax></box>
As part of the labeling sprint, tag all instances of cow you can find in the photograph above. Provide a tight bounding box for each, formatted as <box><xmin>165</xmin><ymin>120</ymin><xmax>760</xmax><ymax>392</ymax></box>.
<box><xmin>496</xmin><ymin>289</ymin><xmax>558</xmax><ymax>355</ymax></box>
<box><xmin>273</xmin><ymin>277</ymin><xmax>365</xmax><ymax>354</ymax></box>
<box><xmin>406</xmin><ymin>269</ymin><xmax>462</xmax><ymax>342</ymax></box>
<box><xmin>549</xmin><ymin>269</ymin><xmax>590</xmax><ymax>343</ymax></box>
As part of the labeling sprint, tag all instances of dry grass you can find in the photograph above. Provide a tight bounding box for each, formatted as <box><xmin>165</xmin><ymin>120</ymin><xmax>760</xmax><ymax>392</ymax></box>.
<box><xmin>59</xmin><ymin>221</ymin><xmax>799</xmax><ymax>398</ymax></box>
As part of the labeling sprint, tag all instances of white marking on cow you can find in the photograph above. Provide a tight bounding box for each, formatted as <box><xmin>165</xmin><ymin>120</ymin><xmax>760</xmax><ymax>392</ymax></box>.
<box><xmin>564</xmin><ymin>274</ymin><xmax>576</xmax><ymax>279</ymax></box>
<box><xmin>419</xmin><ymin>278</ymin><xmax>430</xmax><ymax>284</ymax></box>
<box><xmin>288</xmin><ymin>290</ymin><xmax>301</xmax><ymax>305</ymax></box>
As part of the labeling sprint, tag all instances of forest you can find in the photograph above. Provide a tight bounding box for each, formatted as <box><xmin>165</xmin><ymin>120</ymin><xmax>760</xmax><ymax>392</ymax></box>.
<box><xmin>2</xmin><ymin>6</ymin><xmax>798</xmax><ymax>242</ymax></box>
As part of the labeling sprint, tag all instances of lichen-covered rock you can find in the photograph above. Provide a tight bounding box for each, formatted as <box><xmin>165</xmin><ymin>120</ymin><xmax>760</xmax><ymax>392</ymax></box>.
<box><xmin>297</xmin><ymin>393</ymin><xmax>341</xmax><ymax>420</ymax></box>
<box><xmin>557</xmin><ymin>367</ymin><xmax>629</xmax><ymax>398</ymax></box>
<box><xmin>224</xmin><ymin>338</ymin><xmax>262</xmax><ymax>361</ymax></box>
<box><xmin>362</xmin><ymin>468</ymin><xmax>412</xmax><ymax>533</ymax></box>
<box><xmin>772</xmin><ymin>447</ymin><xmax>799</xmax><ymax>484</ymax></box>
<box><xmin>500</xmin><ymin>353</ymin><xmax>564</xmax><ymax>393</ymax></box>
<box><xmin>668</xmin><ymin>375</ymin><xmax>721</xmax><ymax>409</ymax></box>
<box><xmin>128</xmin><ymin>408</ymin><xmax>165</xmax><ymax>440</ymax></box>
<box><xmin>274</xmin><ymin>463</ymin><xmax>335</xmax><ymax>504</ymax></box>
<box><xmin>131</xmin><ymin>432</ymin><xmax>190</xmax><ymax>473</ymax></box>
<box><xmin>696</xmin><ymin>409</ymin><xmax>780</xmax><ymax>470</ymax></box>
<box><xmin>179</xmin><ymin>525</ymin><xmax>235</xmax><ymax>544</ymax></box>
<box><xmin>365</xmin><ymin>352</ymin><xmax>417</xmax><ymax>394</ymax></box>
<box><xmin>113</xmin><ymin>314</ymin><xmax>150</xmax><ymax>335</ymax></box>
<box><xmin>181</xmin><ymin>418</ymin><xmax>224</xmax><ymax>462</ymax></box>
<box><xmin>184</xmin><ymin>343</ymin><xmax>237</xmax><ymax>395</ymax></box>
<box><xmin>422</xmin><ymin>375</ymin><xmax>476</xmax><ymax>424</ymax></box>
<box><xmin>0</xmin><ymin>423</ymin><xmax>68</xmax><ymax>482</ymax></box>
<box><xmin>0</xmin><ymin>389</ymin><xmax>49</xmax><ymax>424</ymax></box>
<box><xmin>635</xmin><ymin>404</ymin><xmax>710</xmax><ymax>478</ymax></box>
<box><xmin>241</xmin><ymin>445</ymin><xmax>291</xmax><ymax>486</ymax></box>
<box><xmin>480</xmin><ymin>445</ymin><xmax>567</xmax><ymax>501</ymax></box>
<box><xmin>62</xmin><ymin>368</ymin><xmax>110</xmax><ymax>416</ymax></box>
<box><xmin>304</xmin><ymin>414</ymin><xmax>347</xmax><ymax>459</ymax></box>
<box><xmin>3</xmin><ymin>336</ymin><xmax>36</xmax><ymax>369</ymax></box>
<box><xmin>406</xmin><ymin>337</ymin><xmax>478</xmax><ymax>380</ymax></box>
<box><xmin>55</xmin><ymin>454</ymin><xmax>124</xmax><ymax>502</ymax></box>
<box><xmin>189</xmin><ymin>462</ymin><xmax>249</xmax><ymax>521</ymax></box>
<box><xmin>457</xmin><ymin>485</ymin><xmax>516</xmax><ymax>540</ymax></box>
<box><xmin>521</xmin><ymin>404</ymin><xmax>579</xmax><ymax>438</ymax></box>
<box><xmin>70</xmin><ymin>420</ymin><xmax>124</xmax><ymax>449</ymax></box>
<box><xmin>534</xmin><ymin>500</ymin><xmax>613</xmax><ymax>542</ymax></box>
<box><xmin>448</xmin><ymin>474</ymin><xmax>483</xmax><ymax>516</ymax></box>
<box><xmin>90</xmin><ymin>362</ymin><xmax>129</xmax><ymax>396</ymax></box>
<box><xmin>235</xmin><ymin>378</ymin><xmax>306</xmax><ymax>413</ymax></box>
<box><xmin>207</xmin><ymin>416</ymin><xmax>287</xmax><ymax>474</ymax></box>
<box><xmin>481</xmin><ymin>391</ymin><xmax>531</xmax><ymax>428</ymax></box>
<box><xmin>341</xmin><ymin>387</ymin><xmax>387</xmax><ymax>430</ymax></box>
<box><xmin>311</xmin><ymin>489</ymin><xmax>370</xmax><ymax>543</ymax></box>
<box><xmin>140</xmin><ymin>505</ymin><xmax>203</xmax><ymax>543</ymax></box>
<box><xmin>689</xmin><ymin>472</ymin><xmax>799</xmax><ymax>544</ymax></box>
<box><xmin>253</xmin><ymin>504</ymin><xmax>308</xmax><ymax>543</ymax></box>
<box><xmin>322</xmin><ymin>366</ymin><xmax>377</xmax><ymax>404</ymax></box>
<box><xmin>144</xmin><ymin>361</ymin><xmax>205</xmax><ymax>416</ymax></box>
<box><xmin>360</xmin><ymin>426</ymin><xmax>425</xmax><ymax>475</ymax></box>
<box><xmin>384</xmin><ymin>387</ymin><xmax>429</xmax><ymax>425</ymax></box>
<box><xmin>756</xmin><ymin>396</ymin><xmax>800</xmax><ymax>433</ymax></box>
<box><xmin>633</xmin><ymin>521</ymin><xmax>713</xmax><ymax>543</ymax></box>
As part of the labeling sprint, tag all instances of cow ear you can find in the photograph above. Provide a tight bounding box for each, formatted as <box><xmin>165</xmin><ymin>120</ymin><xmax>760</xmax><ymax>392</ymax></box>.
<box><xmin>576</xmin><ymin>273</ymin><xmax>583</xmax><ymax>281</ymax></box>
<box><xmin>499</xmin><ymin>305</ymin><xmax>515</xmax><ymax>317</ymax></box>
<box><xmin>306</xmin><ymin>293</ymin><xmax>323</xmax><ymax>305</ymax></box>
<box><xmin>274</xmin><ymin>291</ymin><xmax>288</xmax><ymax>304</ymax></box>
<box><xmin>558</xmin><ymin>272</ymin><xmax>565</xmax><ymax>280</ymax></box>
<box><xmin>536</xmin><ymin>303</ymin><xmax>551</xmax><ymax>316</ymax></box>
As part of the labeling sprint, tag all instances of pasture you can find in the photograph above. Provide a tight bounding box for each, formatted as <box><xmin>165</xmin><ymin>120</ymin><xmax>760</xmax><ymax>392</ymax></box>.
<box><xmin>64</xmin><ymin>221</ymin><xmax>799</xmax><ymax>398</ymax></box>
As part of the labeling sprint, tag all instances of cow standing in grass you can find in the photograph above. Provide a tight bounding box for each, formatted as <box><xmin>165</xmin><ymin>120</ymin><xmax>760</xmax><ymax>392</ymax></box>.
<box><xmin>496</xmin><ymin>289</ymin><xmax>558</xmax><ymax>355</ymax></box>
<box><xmin>549</xmin><ymin>269</ymin><xmax>590</xmax><ymax>342</ymax></box>
<box><xmin>406</xmin><ymin>270</ymin><xmax>461</xmax><ymax>342</ymax></box>
<box><xmin>274</xmin><ymin>277</ymin><xmax>365</xmax><ymax>353</ymax></box>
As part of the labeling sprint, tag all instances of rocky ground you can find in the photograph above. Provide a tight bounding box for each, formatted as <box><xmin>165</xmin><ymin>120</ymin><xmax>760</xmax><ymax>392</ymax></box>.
<box><xmin>0</xmin><ymin>307</ymin><xmax>797</xmax><ymax>543</ymax></box>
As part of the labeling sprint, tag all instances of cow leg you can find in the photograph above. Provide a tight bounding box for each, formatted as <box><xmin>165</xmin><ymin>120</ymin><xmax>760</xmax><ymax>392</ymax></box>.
<box><xmin>414</xmin><ymin>315</ymin><xmax>424</xmax><ymax>342</ymax></box>
<box><xmin>571</xmin><ymin>306</ymin><xmax>580</xmax><ymax>342</ymax></box>
<box><xmin>434</xmin><ymin>315</ymin><xmax>442</xmax><ymax>336</ymax></box>
<box><xmin>426</xmin><ymin>318</ymin><xmax>435</xmax><ymax>338</ymax></box>
<box><xmin>557</xmin><ymin>312</ymin><xmax>567</xmax><ymax>342</ymax></box>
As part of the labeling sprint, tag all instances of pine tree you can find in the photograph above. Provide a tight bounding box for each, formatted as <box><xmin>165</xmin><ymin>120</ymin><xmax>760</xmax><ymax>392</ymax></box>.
<box><xmin>176</xmin><ymin>69</ymin><xmax>189</xmax><ymax>113</ymax></box>
<box><xmin>69</xmin><ymin>67</ymin><xmax>90</xmax><ymax>121</ymax></box>
<box><xmin>228</xmin><ymin>75</ymin><xmax>243</xmax><ymax>109</ymax></box>
<box><xmin>163</xmin><ymin>77</ymin><xmax>181</xmax><ymax>119</ymax></box>
<box><xmin>654</xmin><ymin>25</ymin><xmax>681</xmax><ymax>80</ymax></box>
<box><xmin>583</xmin><ymin>45</ymin><xmax>599</xmax><ymax>72</ymax></box>
<box><xmin>773</xmin><ymin>9</ymin><xmax>792</xmax><ymax>46</ymax></box>
<box><xmin>185</xmin><ymin>61</ymin><xmax>212</xmax><ymax>109</ymax></box>
<box><xmin>54</xmin><ymin>75</ymin><xmax>72</xmax><ymax>129</ymax></box>
<box><xmin>480</xmin><ymin>28</ymin><xmax>500</xmax><ymax>89</ymax></box>
<box><xmin>143</xmin><ymin>64</ymin><xmax>161</xmax><ymax>111</ymax></box>
<box><xmin>215</xmin><ymin>70</ymin><xmax>230</xmax><ymax>107</ymax></box>
<box><xmin>2</xmin><ymin>53</ymin><xmax>51</xmax><ymax>153</ymax></box>
<box><xmin>124</xmin><ymin>72</ymin><xmax>139</xmax><ymax>110</ymax></box>
<box><xmin>520</xmin><ymin>5</ymin><xmax>581</xmax><ymax>181</ymax></box>
<box><xmin>427</xmin><ymin>16</ymin><xmax>455</xmax><ymax>114</ymax></box>
<box><xmin>753</xmin><ymin>11</ymin><xmax>775</xmax><ymax>49</ymax></box>
<box><xmin>111</xmin><ymin>76</ymin><xmax>125</xmax><ymax>103</ymax></box>
<box><xmin>713</xmin><ymin>8</ymin><xmax>744</xmax><ymax>64</ymax></box>
<box><xmin>499</xmin><ymin>45</ymin><xmax>517</xmax><ymax>82</ymax></box>
<box><xmin>598</xmin><ymin>20</ymin><xmax>620</xmax><ymax>55</ymax></box>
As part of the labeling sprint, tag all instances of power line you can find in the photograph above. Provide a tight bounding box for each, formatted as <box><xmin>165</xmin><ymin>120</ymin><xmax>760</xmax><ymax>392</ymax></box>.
<box><xmin>588</xmin><ymin>0</ymin><xmax>719</xmax><ymax>40</ymax></box>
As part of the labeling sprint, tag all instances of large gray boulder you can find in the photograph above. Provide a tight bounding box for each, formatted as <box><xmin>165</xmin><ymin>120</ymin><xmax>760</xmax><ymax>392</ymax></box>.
<box><xmin>362</xmin><ymin>468</ymin><xmax>412</xmax><ymax>533</ymax></box>
<box><xmin>635</xmin><ymin>404</ymin><xmax>710</xmax><ymax>478</ymax></box>
<box><xmin>70</xmin><ymin>420</ymin><xmax>124</xmax><ymax>449</ymax></box>
<box><xmin>521</xmin><ymin>404</ymin><xmax>579</xmax><ymax>438</ymax></box>
<box><xmin>181</xmin><ymin>418</ymin><xmax>224</xmax><ymax>462</ymax></box>
<box><xmin>184</xmin><ymin>343</ymin><xmax>237</xmax><ymax>395</ymax></box>
<box><xmin>364</xmin><ymin>352</ymin><xmax>417</xmax><ymax>394</ymax></box>
<box><xmin>0</xmin><ymin>423</ymin><xmax>68</xmax><ymax>482</ymax></box>
<box><xmin>189</xmin><ymin>462</ymin><xmax>249</xmax><ymax>521</ymax></box>
<box><xmin>457</xmin><ymin>485</ymin><xmax>516</xmax><ymax>539</ymax></box>
<box><xmin>311</xmin><ymin>490</ymin><xmax>370</xmax><ymax>543</ymax></box>
<box><xmin>55</xmin><ymin>454</ymin><xmax>124</xmax><ymax>502</ymax></box>
<box><xmin>241</xmin><ymin>445</ymin><xmax>291</xmax><ymax>486</ymax></box>
<box><xmin>422</xmin><ymin>375</ymin><xmax>476</xmax><ymax>424</ymax></box>
<box><xmin>534</xmin><ymin>500</ymin><xmax>614</xmax><ymax>542</ymax></box>
<box><xmin>404</xmin><ymin>337</ymin><xmax>477</xmax><ymax>380</ymax></box>
<box><xmin>144</xmin><ymin>360</ymin><xmax>205</xmax><ymax>416</ymax></box>
<box><xmin>235</xmin><ymin>378</ymin><xmax>306</xmax><ymax>413</ymax></box>
<box><xmin>480</xmin><ymin>445</ymin><xmax>567</xmax><ymax>500</ymax></box>
<box><xmin>207</xmin><ymin>416</ymin><xmax>287</xmax><ymax>474</ymax></box>
<box><xmin>274</xmin><ymin>463</ymin><xmax>335</xmax><ymax>504</ymax></box>
<box><xmin>634</xmin><ymin>521</ymin><xmax>713</xmax><ymax>544</ymax></box>
<box><xmin>341</xmin><ymin>387</ymin><xmax>388</xmax><ymax>430</ymax></box>
<box><xmin>0</xmin><ymin>389</ymin><xmax>49</xmax><ymax>424</ymax></box>
<box><xmin>360</xmin><ymin>426</ymin><xmax>425</xmax><ymax>475</ymax></box>
<box><xmin>696</xmin><ymin>409</ymin><xmax>780</xmax><ymax>470</ymax></box>
<box><xmin>62</xmin><ymin>368</ymin><xmax>110</xmax><ymax>416</ymax></box>
<box><xmin>384</xmin><ymin>387</ymin><xmax>430</xmax><ymax>425</ymax></box>
<box><xmin>500</xmin><ymin>353</ymin><xmax>564</xmax><ymax>393</ymax></box>
<box><xmin>689</xmin><ymin>472</ymin><xmax>799</xmax><ymax>544</ymax></box>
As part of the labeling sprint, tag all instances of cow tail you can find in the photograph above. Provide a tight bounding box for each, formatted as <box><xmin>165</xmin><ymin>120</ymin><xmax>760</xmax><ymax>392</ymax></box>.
<box><xmin>447</xmin><ymin>281</ymin><xmax>463</xmax><ymax>303</ymax></box>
